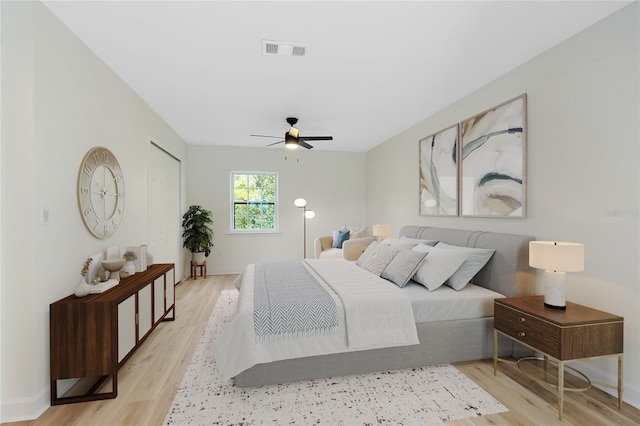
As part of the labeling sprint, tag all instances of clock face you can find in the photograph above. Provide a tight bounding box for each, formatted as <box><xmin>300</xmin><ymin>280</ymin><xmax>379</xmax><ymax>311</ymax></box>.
<box><xmin>77</xmin><ymin>147</ymin><xmax>125</xmax><ymax>239</ymax></box>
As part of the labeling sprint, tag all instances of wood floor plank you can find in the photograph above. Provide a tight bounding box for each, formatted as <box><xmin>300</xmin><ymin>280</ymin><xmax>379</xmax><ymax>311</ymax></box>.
<box><xmin>5</xmin><ymin>274</ymin><xmax>639</xmax><ymax>426</ymax></box>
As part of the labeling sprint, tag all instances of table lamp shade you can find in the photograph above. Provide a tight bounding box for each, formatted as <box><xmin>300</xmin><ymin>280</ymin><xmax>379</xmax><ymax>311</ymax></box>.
<box><xmin>529</xmin><ymin>241</ymin><xmax>584</xmax><ymax>272</ymax></box>
<box><xmin>372</xmin><ymin>224</ymin><xmax>392</xmax><ymax>238</ymax></box>
<box><xmin>529</xmin><ymin>241</ymin><xmax>584</xmax><ymax>310</ymax></box>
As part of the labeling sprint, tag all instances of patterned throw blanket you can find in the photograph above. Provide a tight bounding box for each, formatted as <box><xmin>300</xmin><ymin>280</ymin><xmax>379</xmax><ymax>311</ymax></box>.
<box><xmin>253</xmin><ymin>261</ymin><xmax>339</xmax><ymax>341</ymax></box>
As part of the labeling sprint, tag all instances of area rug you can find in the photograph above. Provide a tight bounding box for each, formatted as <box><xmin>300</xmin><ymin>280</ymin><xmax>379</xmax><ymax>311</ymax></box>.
<box><xmin>164</xmin><ymin>290</ymin><xmax>507</xmax><ymax>425</ymax></box>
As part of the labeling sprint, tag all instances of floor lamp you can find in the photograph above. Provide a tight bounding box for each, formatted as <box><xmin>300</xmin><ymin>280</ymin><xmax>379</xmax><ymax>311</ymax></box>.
<box><xmin>294</xmin><ymin>198</ymin><xmax>315</xmax><ymax>258</ymax></box>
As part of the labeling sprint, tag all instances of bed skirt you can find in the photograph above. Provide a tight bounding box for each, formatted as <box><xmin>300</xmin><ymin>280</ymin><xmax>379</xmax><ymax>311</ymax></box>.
<box><xmin>234</xmin><ymin>316</ymin><xmax>530</xmax><ymax>387</ymax></box>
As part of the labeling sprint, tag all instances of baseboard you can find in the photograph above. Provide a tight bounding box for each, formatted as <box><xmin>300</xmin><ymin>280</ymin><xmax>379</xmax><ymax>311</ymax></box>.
<box><xmin>0</xmin><ymin>386</ymin><xmax>49</xmax><ymax>423</ymax></box>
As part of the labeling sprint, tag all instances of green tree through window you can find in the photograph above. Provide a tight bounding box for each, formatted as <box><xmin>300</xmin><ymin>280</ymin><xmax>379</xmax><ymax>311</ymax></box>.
<box><xmin>232</xmin><ymin>172</ymin><xmax>277</xmax><ymax>231</ymax></box>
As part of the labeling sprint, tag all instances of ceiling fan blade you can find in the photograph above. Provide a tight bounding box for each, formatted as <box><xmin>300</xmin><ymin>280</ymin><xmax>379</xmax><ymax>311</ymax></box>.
<box><xmin>251</xmin><ymin>134</ymin><xmax>282</xmax><ymax>139</ymax></box>
<box><xmin>299</xmin><ymin>141</ymin><xmax>314</xmax><ymax>149</ymax></box>
<box><xmin>266</xmin><ymin>140</ymin><xmax>285</xmax><ymax>146</ymax></box>
<box><xmin>298</xmin><ymin>136</ymin><xmax>333</xmax><ymax>141</ymax></box>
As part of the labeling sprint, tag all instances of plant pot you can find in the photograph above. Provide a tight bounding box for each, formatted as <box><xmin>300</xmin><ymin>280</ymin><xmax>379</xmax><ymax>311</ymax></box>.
<box><xmin>192</xmin><ymin>252</ymin><xmax>206</xmax><ymax>265</ymax></box>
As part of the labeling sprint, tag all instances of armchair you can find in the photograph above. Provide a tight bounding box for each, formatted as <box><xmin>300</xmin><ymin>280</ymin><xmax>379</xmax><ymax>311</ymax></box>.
<box><xmin>313</xmin><ymin>226</ymin><xmax>375</xmax><ymax>261</ymax></box>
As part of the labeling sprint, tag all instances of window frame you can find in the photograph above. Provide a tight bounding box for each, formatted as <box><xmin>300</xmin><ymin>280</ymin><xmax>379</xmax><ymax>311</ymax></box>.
<box><xmin>229</xmin><ymin>171</ymin><xmax>279</xmax><ymax>233</ymax></box>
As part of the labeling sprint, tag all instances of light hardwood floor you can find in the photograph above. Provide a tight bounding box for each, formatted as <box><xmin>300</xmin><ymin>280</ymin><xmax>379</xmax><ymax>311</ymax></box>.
<box><xmin>6</xmin><ymin>274</ymin><xmax>639</xmax><ymax>426</ymax></box>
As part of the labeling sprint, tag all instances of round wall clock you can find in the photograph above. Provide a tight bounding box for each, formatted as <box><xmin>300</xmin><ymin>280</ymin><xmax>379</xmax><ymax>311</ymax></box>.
<box><xmin>77</xmin><ymin>146</ymin><xmax>125</xmax><ymax>239</ymax></box>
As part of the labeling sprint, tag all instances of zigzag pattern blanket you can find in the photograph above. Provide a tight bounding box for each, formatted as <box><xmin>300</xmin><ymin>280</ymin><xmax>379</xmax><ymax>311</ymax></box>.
<box><xmin>253</xmin><ymin>261</ymin><xmax>339</xmax><ymax>340</ymax></box>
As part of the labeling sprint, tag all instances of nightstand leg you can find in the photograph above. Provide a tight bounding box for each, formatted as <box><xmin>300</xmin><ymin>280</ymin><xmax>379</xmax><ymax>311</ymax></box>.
<box><xmin>558</xmin><ymin>360</ymin><xmax>565</xmax><ymax>421</ymax></box>
<box><xmin>493</xmin><ymin>329</ymin><xmax>498</xmax><ymax>375</ymax></box>
<box><xmin>618</xmin><ymin>354</ymin><xmax>623</xmax><ymax>409</ymax></box>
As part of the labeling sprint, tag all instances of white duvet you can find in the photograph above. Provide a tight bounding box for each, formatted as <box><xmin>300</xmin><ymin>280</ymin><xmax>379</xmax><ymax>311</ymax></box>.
<box><xmin>210</xmin><ymin>259</ymin><xmax>419</xmax><ymax>380</ymax></box>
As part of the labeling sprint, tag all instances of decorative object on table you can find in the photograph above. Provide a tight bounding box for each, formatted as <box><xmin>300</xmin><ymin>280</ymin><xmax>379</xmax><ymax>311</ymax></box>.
<box><xmin>125</xmin><ymin>246</ymin><xmax>147</xmax><ymax>272</ymax></box>
<box><xmin>123</xmin><ymin>250</ymin><xmax>137</xmax><ymax>276</ymax></box>
<box><xmin>101</xmin><ymin>258</ymin><xmax>125</xmax><ymax>281</ymax></box>
<box><xmin>77</xmin><ymin>146</ymin><xmax>125</xmax><ymax>239</ymax></box>
<box><xmin>74</xmin><ymin>257</ymin><xmax>93</xmax><ymax>297</ymax></box>
<box><xmin>460</xmin><ymin>94</ymin><xmax>527</xmax><ymax>217</ymax></box>
<box><xmin>529</xmin><ymin>241</ymin><xmax>584</xmax><ymax>309</ymax></box>
<box><xmin>182</xmin><ymin>205</ymin><xmax>214</xmax><ymax>265</ymax></box>
<box><xmin>372</xmin><ymin>224</ymin><xmax>391</xmax><ymax>242</ymax></box>
<box><xmin>294</xmin><ymin>198</ymin><xmax>315</xmax><ymax>258</ymax></box>
<box><xmin>419</xmin><ymin>124</ymin><xmax>459</xmax><ymax>216</ymax></box>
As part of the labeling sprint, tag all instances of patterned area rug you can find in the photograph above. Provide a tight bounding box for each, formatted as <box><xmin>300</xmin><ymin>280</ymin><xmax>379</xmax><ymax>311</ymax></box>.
<box><xmin>164</xmin><ymin>290</ymin><xmax>507</xmax><ymax>425</ymax></box>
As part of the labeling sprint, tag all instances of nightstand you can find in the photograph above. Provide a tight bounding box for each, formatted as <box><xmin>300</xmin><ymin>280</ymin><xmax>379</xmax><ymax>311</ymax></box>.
<box><xmin>493</xmin><ymin>295</ymin><xmax>624</xmax><ymax>420</ymax></box>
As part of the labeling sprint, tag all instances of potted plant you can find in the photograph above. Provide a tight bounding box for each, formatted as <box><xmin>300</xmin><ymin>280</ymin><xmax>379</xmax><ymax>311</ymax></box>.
<box><xmin>182</xmin><ymin>205</ymin><xmax>214</xmax><ymax>265</ymax></box>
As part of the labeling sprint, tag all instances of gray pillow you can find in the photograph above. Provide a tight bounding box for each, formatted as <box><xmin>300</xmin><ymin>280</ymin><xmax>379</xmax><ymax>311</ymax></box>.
<box><xmin>435</xmin><ymin>242</ymin><xmax>496</xmax><ymax>290</ymax></box>
<box><xmin>381</xmin><ymin>250</ymin><xmax>428</xmax><ymax>287</ymax></box>
<box><xmin>357</xmin><ymin>242</ymin><xmax>399</xmax><ymax>276</ymax></box>
<box><xmin>410</xmin><ymin>244</ymin><xmax>468</xmax><ymax>291</ymax></box>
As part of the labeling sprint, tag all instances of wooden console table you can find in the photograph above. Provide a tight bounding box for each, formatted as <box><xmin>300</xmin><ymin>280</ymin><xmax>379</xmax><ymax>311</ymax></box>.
<box><xmin>493</xmin><ymin>296</ymin><xmax>623</xmax><ymax>420</ymax></box>
<box><xmin>50</xmin><ymin>263</ymin><xmax>175</xmax><ymax>405</ymax></box>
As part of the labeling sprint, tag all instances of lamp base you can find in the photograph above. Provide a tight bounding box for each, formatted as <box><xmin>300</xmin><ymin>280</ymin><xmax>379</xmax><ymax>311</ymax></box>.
<box><xmin>544</xmin><ymin>302</ymin><xmax>566</xmax><ymax>310</ymax></box>
<box><xmin>544</xmin><ymin>270</ymin><xmax>566</xmax><ymax>310</ymax></box>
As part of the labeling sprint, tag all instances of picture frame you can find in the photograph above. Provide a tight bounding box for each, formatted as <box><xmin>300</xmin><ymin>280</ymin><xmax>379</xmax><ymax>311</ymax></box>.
<box><xmin>419</xmin><ymin>124</ymin><xmax>459</xmax><ymax>216</ymax></box>
<box><xmin>459</xmin><ymin>94</ymin><xmax>527</xmax><ymax>218</ymax></box>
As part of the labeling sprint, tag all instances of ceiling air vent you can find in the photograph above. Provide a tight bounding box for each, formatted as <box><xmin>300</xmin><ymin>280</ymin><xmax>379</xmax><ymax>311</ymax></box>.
<box><xmin>262</xmin><ymin>40</ymin><xmax>307</xmax><ymax>57</ymax></box>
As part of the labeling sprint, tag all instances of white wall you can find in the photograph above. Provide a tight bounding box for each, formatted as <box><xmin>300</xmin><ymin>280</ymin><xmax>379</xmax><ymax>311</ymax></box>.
<box><xmin>186</xmin><ymin>145</ymin><xmax>366</xmax><ymax>275</ymax></box>
<box><xmin>365</xmin><ymin>3</ymin><xmax>639</xmax><ymax>407</ymax></box>
<box><xmin>0</xmin><ymin>2</ymin><xmax>187</xmax><ymax>421</ymax></box>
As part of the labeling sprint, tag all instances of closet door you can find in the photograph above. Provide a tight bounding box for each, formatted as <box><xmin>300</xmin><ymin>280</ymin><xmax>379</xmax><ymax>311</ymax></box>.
<box><xmin>148</xmin><ymin>143</ymin><xmax>182</xmax><ymax>280</ymax></box>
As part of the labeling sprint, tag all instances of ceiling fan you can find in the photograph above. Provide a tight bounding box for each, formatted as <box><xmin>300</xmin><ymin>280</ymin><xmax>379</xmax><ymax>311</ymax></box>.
<box><xmin>251</xmin><ymin>117</ymin><xmax>333</xmax><ymax>150</ymax></box>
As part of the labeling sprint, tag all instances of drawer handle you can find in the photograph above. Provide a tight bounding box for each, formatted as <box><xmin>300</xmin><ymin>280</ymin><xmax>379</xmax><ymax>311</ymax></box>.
<box><xmin>519</xmin><ymin>317</ymin><xmax>526</xmax><ymax>323</ymax></box>
<box><xmin>518</xmin><ymin>332</ymin><xmax>526</xmax><ymax>337</ymax></box>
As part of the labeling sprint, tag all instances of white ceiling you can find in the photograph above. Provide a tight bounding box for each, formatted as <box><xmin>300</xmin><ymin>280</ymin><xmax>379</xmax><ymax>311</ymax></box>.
<box><xmin>42</xmin><ymin>1</ymin><xmax>630</xmax><ymax>152</ymax></box>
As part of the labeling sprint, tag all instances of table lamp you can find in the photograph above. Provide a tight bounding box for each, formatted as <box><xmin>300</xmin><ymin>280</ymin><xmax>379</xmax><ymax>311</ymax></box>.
<box><xmin>372</xmin><ymin>224</ymin><xmax>392</xmax><ymax>242</ymax></box>
<box><xmin>529</xmin><ymin>241</ymin><xmax>584</xmax><ymax>310</ymax></box>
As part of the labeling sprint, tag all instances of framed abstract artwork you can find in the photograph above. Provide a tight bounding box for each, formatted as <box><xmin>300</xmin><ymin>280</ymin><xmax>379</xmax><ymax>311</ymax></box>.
<box><xmin>419</xmin><ymin>124</ymin><xmax>459</xmax><ymax>216</ymax></box>
<box><xmin>459</xmin><ymin>94</ymin><xmax>527</xmax><ymax>218</ymax></box>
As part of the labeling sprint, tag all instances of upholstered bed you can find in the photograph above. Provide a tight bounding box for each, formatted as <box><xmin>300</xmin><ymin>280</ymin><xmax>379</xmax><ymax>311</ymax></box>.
<box><xmin>213</xmin><ymin>226</ymin><xmax>536</xmax><ymax>387</ymax></box>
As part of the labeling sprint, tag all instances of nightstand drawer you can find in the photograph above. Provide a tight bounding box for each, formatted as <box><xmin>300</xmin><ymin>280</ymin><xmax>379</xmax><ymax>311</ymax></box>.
<box><xmin>494</xmin><ymin>303</ymin><xmax>561</xmax><ymax>358</ymax></box>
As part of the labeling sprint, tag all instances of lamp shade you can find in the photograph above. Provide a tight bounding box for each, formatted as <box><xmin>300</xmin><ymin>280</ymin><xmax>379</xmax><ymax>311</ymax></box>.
<box><xmin>293</xmin><ymin>198</ymin><xmax>307</xmax><ymax>207</ymax></box>
<box><xmin>529</xmin><ymin>241</ymin><xmax>584</xmax><ymax>272</ymax></box>
<box><xmin>372</xmin><ymin>224</ymin><xmax>392</xmax><ymax>238</ymax></box>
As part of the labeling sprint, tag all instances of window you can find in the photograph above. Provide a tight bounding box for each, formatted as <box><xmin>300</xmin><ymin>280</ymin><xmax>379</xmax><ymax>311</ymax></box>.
<box><xmin>231</xmin><ymin>172</ymin><xmax>278</xmax><ymax>231</ymax></box>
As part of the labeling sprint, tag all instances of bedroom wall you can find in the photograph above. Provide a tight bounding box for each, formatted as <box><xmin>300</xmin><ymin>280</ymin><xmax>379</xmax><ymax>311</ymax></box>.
<box><xmin>186</xmin><ymin>145</ymin><xmax>366</xmax><ymax>276</ymax></box>
<box><xmin>0</xmin><ymin>2</ymin><xmax>188</xmax><ymax>421</ymax></box>
<box><xmin>365</xmin><ymin>3</ymin><xmax>639</xmax><ymax>407</ymax></box>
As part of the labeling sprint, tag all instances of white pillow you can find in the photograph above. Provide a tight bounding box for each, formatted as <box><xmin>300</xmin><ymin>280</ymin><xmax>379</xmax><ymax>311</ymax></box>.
<box><xmin>400</xmin><ymin>236</ymin><xmax>439</xmax><ymax>246</ymax></box>
<box><xmin>346</xmin><ymin>225</ymin><xmax>368</xmax><ymax>239</ymax></box>
<box><xmin>435</xmin><ymin>242</ymin><xmax>496</xmax><ymax>290</ymax></box>
<box><xmin>410</xmin><ymin>244</ymin><xmax>468</xmax><ymax>291</ymax></box>
<box><xmin>380</xmin><ymin>237</ymin><xmax>420</xmax><ymax>250</ymax></box>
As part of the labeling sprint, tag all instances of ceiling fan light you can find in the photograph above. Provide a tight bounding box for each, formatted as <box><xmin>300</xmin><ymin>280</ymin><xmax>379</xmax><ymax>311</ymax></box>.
<box><xmin>285</xmin><ymin>132</ymin><xmax>299</xmax><ymax>149</ymax></box>
<box><xmin>289</xmin><ymin>126</ymin><xmax>299</xmax><ymax>138</ymax></box>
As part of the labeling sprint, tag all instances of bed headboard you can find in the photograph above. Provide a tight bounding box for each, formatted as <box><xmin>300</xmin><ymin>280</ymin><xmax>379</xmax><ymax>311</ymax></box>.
<box><xmin>399</xmin><ymin>226</ymin><xmax>536</xmax><ymax>297</ymax></box>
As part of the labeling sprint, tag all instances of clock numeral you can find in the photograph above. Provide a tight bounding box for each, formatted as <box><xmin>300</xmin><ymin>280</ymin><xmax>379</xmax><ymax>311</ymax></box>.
<box><xmin>92</xmin><ymin>220</ymin><xmax>99</xmax><ymax>231</ymax></box>
<box><xmin>80</xmin><ymin>186</ymin><xmax>89</xmax><ymax>195</ymax></box>
<box><xmin>115</xmin><ymin>174</ymin><xmax>123</xmax><ymax>183</ymax></box>
<box><xmin>112</xmin><ymin>220</ymin><xmax>118</xmax><ymax>229</ymax></box>
<box><xmin>82</xmin><ymin>162</ymin><xmax>93</xmax><ymax>177</ymax></box>
<box><xmin>118</xmin><ymin>192</ymin><xmax>125</xmax><ymax>199</ymax></box>
<box><xmin>84</xmin><ymin>207</ymin><xmax>93</xmax><ymax>217</ymax></box>
<box><xmin>104</xmin><ymin>225</ymin><xmax>109</xmax><ymax>236</ymax></box>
